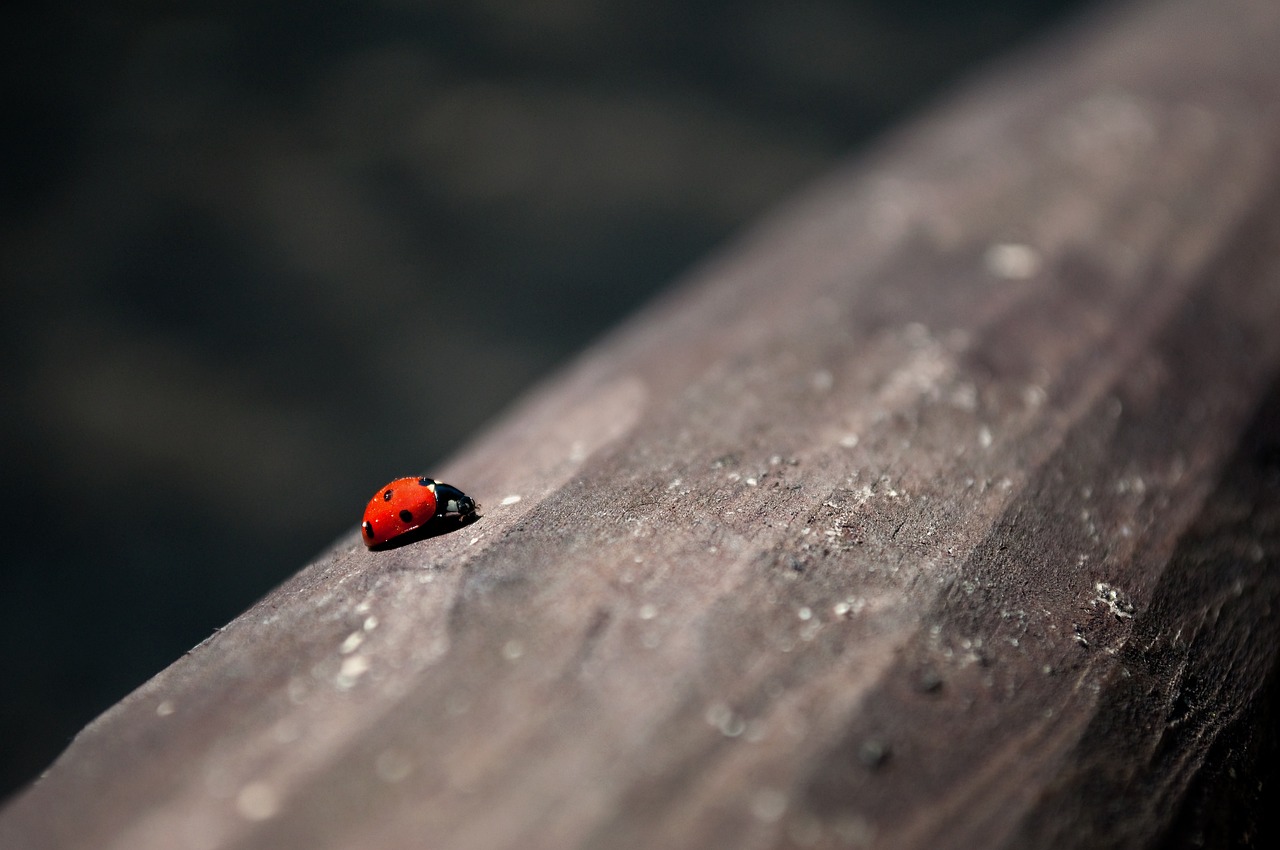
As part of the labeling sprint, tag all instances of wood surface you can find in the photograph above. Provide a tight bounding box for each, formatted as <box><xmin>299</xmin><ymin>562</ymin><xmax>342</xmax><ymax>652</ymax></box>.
<box><xmin>5</xmin><ymin>0</ymin><xmax>1280</xmax><ymax>847</ymax></box>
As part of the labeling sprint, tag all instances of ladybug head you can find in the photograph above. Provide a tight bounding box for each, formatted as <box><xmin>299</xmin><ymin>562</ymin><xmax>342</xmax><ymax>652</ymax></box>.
<box><xmin>432</xmin><ymin>481</ymin><xmax>478</xmax><ymax>521</ymax></box>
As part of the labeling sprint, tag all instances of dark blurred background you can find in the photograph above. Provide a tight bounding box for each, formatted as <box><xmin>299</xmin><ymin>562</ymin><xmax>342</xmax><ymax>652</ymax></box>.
<box><xmin>0</xmin><ymin>0</ymin><xmax>1096</xmax><ymax>799</ymax></box>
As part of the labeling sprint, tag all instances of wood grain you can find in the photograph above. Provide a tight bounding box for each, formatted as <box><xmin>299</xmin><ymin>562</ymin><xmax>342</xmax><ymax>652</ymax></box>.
<box><xmin>5</xmin><ymin>0</ymin><xmax>1280</xmax><ymax>847</ymax></box>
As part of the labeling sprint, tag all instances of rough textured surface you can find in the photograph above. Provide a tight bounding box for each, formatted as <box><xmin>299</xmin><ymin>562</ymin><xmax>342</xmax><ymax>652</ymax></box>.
<box><xmin>5</xmin><ymin>0</ymin><xmax>1280</xmax><ymax>847</ymax></box>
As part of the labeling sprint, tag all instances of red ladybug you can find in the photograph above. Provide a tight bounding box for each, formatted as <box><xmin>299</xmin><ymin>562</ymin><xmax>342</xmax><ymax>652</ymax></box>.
<box><xmin>361</xmin><ymin>477</ymin><xmax>478</xmax><ymax>548</ymax></box>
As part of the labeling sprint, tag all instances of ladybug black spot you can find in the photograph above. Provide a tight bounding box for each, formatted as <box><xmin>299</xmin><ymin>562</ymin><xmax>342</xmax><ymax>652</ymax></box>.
<box><xmin>383</xmin><ymin>489</ymin><xmax>394</xmax><ymax>501</ymax></box>
<box><xmin>362</xmin><ymin>522</ymin><xmax>374</xmax><ymax>538</ymax></box>
<box><xmin>399</xmin><ymin>509</ymin><xmax>413</xmax><ymax>523</ymax></box>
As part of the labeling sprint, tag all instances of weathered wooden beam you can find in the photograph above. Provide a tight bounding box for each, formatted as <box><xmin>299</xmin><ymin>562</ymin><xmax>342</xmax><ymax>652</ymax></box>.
<box><xmin>5</xmin><ymin>0</ymin><xmax>1280</xmax><ymax>847</ymax></box>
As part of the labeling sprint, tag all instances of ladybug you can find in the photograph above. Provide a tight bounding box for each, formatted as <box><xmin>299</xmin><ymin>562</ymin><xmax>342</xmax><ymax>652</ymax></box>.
<box><xmin>361</xmin><ymin>477</ymin><xmax>478</xmax><ymax>548</ymax></box>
